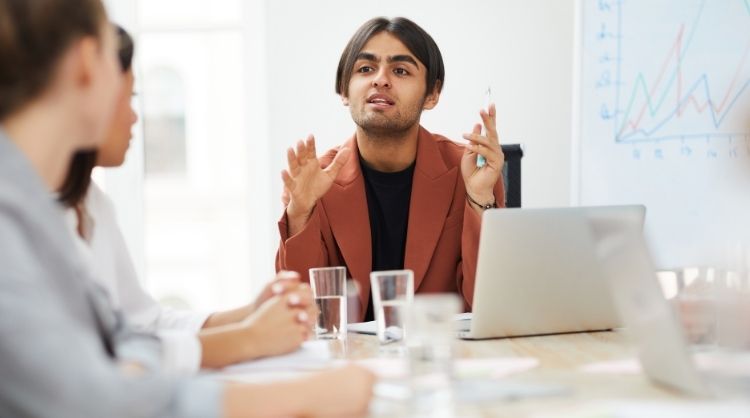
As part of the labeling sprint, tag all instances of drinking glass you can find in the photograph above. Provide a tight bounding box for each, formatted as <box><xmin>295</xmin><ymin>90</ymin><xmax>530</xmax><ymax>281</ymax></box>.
<box><xmin>370</xmin><ymin>269</ymin><xmax>414</xmax><ymax>344</ymax></box>
<box><xmin>310</xmin><ymin>266</ymin><xmax>347</xmax><ymax>340</ymax></box>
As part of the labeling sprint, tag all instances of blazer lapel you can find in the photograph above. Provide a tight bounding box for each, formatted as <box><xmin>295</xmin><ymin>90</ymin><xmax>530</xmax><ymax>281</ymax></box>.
<box><xmin>321</xmin><ymin>136</ymin><xmax>372</xmax><ymax>313</ymax></box>
<box><xmin>404</xmin><ymin>127</ymin><xmax>458</xmax><ymax>291</ymax></box>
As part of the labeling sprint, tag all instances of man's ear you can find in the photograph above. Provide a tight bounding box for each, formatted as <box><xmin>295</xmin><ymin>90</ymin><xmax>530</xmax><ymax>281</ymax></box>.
<box><xmin>341</xmin><ymin>94</ymin><xmax>350</xmax><ymax>106</ymax></box>
<box><xmin>422</xmin><ymin>81</ymin><xmax>441</xmax><ymax>110</ymax></box>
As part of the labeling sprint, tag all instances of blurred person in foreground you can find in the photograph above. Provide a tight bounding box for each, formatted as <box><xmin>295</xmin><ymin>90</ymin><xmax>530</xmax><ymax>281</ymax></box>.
<box><xmin>0</xmin><ymin>0</ymin><xmax>373</xmax><ymax>416</ymax></box>
<box><xmin>58</xmin><ymin>24</ymin><xmax>318</xmax><ymax>374</ymax></box>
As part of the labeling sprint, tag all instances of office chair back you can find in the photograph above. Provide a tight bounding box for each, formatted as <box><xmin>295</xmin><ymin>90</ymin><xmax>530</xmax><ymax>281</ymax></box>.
<box><xmin>501</xmin><ymin>144</ymin><xmax>523</xmax><ymax>208</ymax></box>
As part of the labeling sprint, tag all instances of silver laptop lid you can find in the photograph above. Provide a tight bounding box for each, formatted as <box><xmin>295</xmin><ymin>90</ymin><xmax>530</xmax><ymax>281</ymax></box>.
<box><xmin>469</xmin><ymin>206</ymin><xmax>643</xmax><ymax>339</ymax></box>
<box><xmin>597</xmin><ymin>230</ymin><xmax>710</xmax><ymax>396</ymax></box>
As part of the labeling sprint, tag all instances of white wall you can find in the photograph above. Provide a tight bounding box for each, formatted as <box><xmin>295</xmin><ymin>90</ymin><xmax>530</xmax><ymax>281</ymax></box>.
<box><xmin>265</xmin><ymin>0</ymin><xmax>577</xmax><ymax>213</ymax></box>
<box><xmin>577</xmin><ymin>0</ymin><xmax>750</xmax><ymax>269</ymax></box>
<box><xmin>103</xmin><ymin>0</ymin><xmax>146</xmax><ymax>280</ymax></box>
<box><xmin>100</xmin><ymin>0</ymin><xmax>579</xmax><ymax>308</ymax></box>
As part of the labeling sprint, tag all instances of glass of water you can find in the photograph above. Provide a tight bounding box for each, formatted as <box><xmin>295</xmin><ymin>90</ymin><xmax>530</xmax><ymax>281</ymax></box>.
<box><xmin>309</xmin><ymin>266</ymin><xmax>347</xmax><ymax>340</ymax></box>
<box><xmin>408</xmin><ymin>294</ymin><xmax>462</xmax><ymax>380</ymax></box>
<box><xmin>370</xmin><ymin>269</ymin><xmax>414</xmax><ymax>345</ymax></box>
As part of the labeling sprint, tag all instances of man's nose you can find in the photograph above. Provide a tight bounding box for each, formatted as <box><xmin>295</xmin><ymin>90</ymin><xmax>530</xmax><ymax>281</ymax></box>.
<box><xmin>372</xmin><ymin>68</ymin><xmax>391</xmax><ymax>88</ymax></box>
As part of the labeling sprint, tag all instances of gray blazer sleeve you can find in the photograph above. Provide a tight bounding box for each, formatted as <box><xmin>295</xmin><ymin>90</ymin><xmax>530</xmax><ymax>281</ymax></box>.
<box><xmin>0</xmin><ymin>216</ymin><xmax>223</xmax><ymax>418</ymax></box>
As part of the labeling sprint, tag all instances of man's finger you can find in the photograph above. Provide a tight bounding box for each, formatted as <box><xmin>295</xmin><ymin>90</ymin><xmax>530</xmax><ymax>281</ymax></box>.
<box><xmin>287</xmin><ymin>147</ymin><xmax>299</xmax><ymax>173</ymax></box>
<box><xmin>462</xmin><ymin>142</ymin><xmax>474</xmax><ymax>157</ymax></box>
<box><xmin>281</xmin><ymin>170</ymin><xmax>294</xmax><ymax>190</ymax></box>
<box><xmin>295</xmin><ymin>140</ymin><xmax>306</xmax><ymax>164</ymax></box>
<box><xmin>462</xmin><ymin>132</ymin><xmax>502</xmax><ymax>169</ymax></box>
<box><xmin>480</xmin><ymin>109</ymin><xmax>498</xmax><ymax>141</ymax></box>
<box><xmin>324</xmin><ymin>147</ymin><xmax>351</xmax><ymax>178</ymax></box>
<box><xmin>470</xmin><ymin>145</ymin><xmax>502</xmax><ymax>169</ymax></box>
<box><xmin>306</xmin><ymin>134</ymin><xmax>317</xmax><ymax>160</ymax></box>
<box><xmin>462</xmin><ymin>132</ymin><xmax>494</xmax><ymax>148</ymax></box>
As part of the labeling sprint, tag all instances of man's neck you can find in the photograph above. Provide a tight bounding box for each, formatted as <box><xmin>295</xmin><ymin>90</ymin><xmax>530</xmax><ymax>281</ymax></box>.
<box><xmin>356</xmin><ymin>124</ymin><xmax>420</xmax><ymax>173</ymax></box>
<box><xmin>4</xmin><ymin>102</ymin><xmax>79</xmax><ymax>192</ymax></box>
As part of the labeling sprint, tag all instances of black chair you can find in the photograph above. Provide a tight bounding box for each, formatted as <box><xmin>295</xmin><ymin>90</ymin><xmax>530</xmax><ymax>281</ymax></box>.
<box><xmin>501</xmin><ymin>144</ymin><xmax>523</xmax><ymax>208</ymax></box>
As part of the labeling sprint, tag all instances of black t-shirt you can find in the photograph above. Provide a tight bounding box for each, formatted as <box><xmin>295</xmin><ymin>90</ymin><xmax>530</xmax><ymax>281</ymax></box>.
<box><xmin>360</xmin><ymin>157</ymin><xmax>415</xmax><ymax>321</ymax></box>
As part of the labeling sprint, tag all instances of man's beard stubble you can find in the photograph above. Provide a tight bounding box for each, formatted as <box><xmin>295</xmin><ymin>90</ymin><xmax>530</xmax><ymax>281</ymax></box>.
<box><xmin>350</xmin><ymin>97</ymin><xmax>425</xmax><ymax>142</ymax></box>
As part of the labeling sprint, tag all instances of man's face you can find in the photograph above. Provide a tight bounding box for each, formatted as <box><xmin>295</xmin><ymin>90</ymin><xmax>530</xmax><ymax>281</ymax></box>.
<box><xmin>343</xmin><ymin>31</ymin><xmax>438</xmax><ymax>138</ymax></box>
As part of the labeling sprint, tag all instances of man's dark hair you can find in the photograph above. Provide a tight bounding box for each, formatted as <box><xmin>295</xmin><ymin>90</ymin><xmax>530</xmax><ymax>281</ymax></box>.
<box><xmin>58</xmin><ymin>24</ymin><xmax>134</xmax><ymax>208</ymax></box>
<box><xmin>335</xmin><ymin>17</ymin><xmax>445</xmax><ymax>98</ymax></box>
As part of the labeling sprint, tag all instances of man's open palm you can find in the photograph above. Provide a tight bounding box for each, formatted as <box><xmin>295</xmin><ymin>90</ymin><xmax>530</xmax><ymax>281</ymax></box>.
<box><xmin>282</xmin><ymin>135</ymin><xmax>351</xmax><ymax>219</ymax></box>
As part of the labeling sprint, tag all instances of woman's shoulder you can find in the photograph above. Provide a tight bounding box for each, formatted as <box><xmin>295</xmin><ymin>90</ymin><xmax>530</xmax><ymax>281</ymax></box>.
<box><xmin>84</xmin><ymin>182</ymin><xmax>117</xmax><ymax>219</ymax></box>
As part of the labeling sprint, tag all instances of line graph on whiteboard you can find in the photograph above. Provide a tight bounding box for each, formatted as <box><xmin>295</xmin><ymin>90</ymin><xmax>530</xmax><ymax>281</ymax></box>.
<box><xmin>588</xmin><ymin>0</ymin><xmax>750</xmax><ymax>159</ymax></box>
<box><xmin>580</xmin><ymin>0</ymin><xmax>750</xmax><ymax>268</ymax></box>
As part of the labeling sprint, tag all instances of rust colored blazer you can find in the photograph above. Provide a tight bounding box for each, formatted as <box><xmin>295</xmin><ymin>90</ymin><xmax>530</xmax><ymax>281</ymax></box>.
<box><xmin>276</xmin><ymin>126</ymin><xmax>505</xmax><ymax>320</ymax></box>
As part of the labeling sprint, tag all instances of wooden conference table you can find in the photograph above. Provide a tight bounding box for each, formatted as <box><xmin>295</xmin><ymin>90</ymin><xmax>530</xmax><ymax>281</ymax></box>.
<box><xmin>218</xmin><ymin>329</ymin><xmax>748</xmax><ymax>417</ymax></box>
<box><xmin>350</xmin><ymin>330</ymin><xmax>678</xmax><ymax>417</ymax></box>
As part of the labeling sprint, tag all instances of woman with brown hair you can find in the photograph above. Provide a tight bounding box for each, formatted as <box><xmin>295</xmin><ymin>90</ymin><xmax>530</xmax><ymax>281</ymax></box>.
<box><xmin>60</xmin><ymin>25</ymin><xmax>320</xmax><ymax>373</ymax></box>
<box><xmin>0</xmin><ymin>1</ymin><xmax>373</xmax><ymax>416</ymax></box>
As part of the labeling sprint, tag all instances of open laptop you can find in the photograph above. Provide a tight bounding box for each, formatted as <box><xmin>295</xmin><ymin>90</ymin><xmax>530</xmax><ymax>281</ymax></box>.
<box><xmin>458</xmin><ymin>205</ymin><xmax>645</xmax><ymax>340</ymax></box>
<box><xmin>597</xmin><ymin>229</ymin><xmax>750</xmax><ymax>397</ymax></box>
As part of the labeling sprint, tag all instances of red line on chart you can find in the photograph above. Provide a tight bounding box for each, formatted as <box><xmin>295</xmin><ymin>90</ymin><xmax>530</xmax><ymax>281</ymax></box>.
<box><xmin>618</xmin><ymin>25</ymin><xmax>685</xmax><ymax>137</ymax></box>
<box><xmin>618</xmin><ymin>25</ymin><xmax>750</xmax><ymax>139</ymax></box>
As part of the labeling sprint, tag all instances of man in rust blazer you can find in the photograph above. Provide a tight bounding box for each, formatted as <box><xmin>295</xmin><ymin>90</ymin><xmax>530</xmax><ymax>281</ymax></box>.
<box><xmin>276</xmin><ymin>17</ymin><xmax>505</xmax><ymax>321</ymax></box>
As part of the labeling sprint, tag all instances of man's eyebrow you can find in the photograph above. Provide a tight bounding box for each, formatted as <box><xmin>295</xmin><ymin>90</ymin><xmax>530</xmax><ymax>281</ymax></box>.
<box><xmin>388</xmin><ymin>54</ymin><xmax>419</xmax><ymax>69</ymax></box>
<box><xmin>354</xmin><ymin>52</ymin><xmax>420</xmax><ymax>69</ymax></box>
<box><xmin>355</xmin><ymin>52</ymin><xmax>378</xmax><ymax>62</ymax></box>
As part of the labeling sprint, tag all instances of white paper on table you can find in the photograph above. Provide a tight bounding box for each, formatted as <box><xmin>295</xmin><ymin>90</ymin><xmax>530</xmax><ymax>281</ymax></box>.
<box><xmin>579</xmin><ymin>358</ymin><xmax>642</xmax><ymax>374</ymax></box>
<box><xmin>580</xmin><ymin>352</ymin><xmax>750</xmax><ymax>376</ymax></box>
<box><xmin>455</xmin><ymin>357</ymin><xmax>539</xmax><ymax>379</ymax></box>
<box><xmin>347</xmin><ymin>320</ymin><xmax>377</xmax><ymax>335</ymax></box>
<box><xmin>348</xmin><ymin>313</ymin><xmax>474</xmax><ymax>335</ymax></box>
<box><xmin>454</xmin><ymin>312</ymin><xmax>473</xmax><ymax>321</ymax></box>
<box><xmin>354</xmin><ymin>356</ymin><xmax>538</xmax><ymax>379</ymax></box>
<box><xmin>218</xmin><ymin>340</ymin><xmax>333</xmax><ymax>375</ymax></box>
<box><xmin>355</xmin><ymin>358</ymin><xmax>408</xmax><ymax>378</ymax></box>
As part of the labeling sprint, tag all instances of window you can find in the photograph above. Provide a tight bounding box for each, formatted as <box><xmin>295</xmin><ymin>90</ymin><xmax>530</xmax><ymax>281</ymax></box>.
<box><xmin>143</xmin><ymin>66</ymin><xmax>187</xmax><ymax>176</ymax></box>
<box><xmin>141</xmin><ymin>29</ymin><xmax>251</xmax><ymax>311</ymax></box>
<box><xmin>103</xmin><ymin>0</ymin><xmax>280</xmax><ymax>312</ymax></box>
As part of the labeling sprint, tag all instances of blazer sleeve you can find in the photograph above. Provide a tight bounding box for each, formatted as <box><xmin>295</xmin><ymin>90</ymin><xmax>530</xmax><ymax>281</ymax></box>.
<box><xmin>275</xmin><ymin>202</ymin><xmax>330</xmax><ymax>280</ymax></box>
<box><xmin>0</xmin><ymin>218</ymin><xmax>222</xmax><ymax>418</ymax></box>
<box><xmin>457</xmin><ymin>176</ymin><xmax>506</xmax><ymax>309</ymax></box>
<box><xmin>89</xmin><ymin>184</ymin><xmax>207</xmax><ymax>375</ymax></box>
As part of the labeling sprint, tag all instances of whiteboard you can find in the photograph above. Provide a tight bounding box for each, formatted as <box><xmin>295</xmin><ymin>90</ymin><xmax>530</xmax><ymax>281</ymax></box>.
<box><xmin>579</xmin><ymin>0</ymin><xmax>750</xmax><ymax>268</ymax></box>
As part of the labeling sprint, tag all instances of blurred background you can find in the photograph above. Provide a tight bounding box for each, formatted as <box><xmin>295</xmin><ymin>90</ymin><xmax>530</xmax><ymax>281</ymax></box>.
<box><xmin>101</xmin><ymin>0</ymin><xmax>750</xmax><ymax>312</ymax></box>
<box><xmin>101</xmin><ymin>0</ymin><xmax>577</xmax><ymax>311</ymax></box>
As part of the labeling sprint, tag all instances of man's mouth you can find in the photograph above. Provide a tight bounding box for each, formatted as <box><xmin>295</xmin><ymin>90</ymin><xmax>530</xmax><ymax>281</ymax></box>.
<box><xmin>366</xmin><ymin>94</ymin><xmax>395</xmax><ymax>108</ymax></box>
